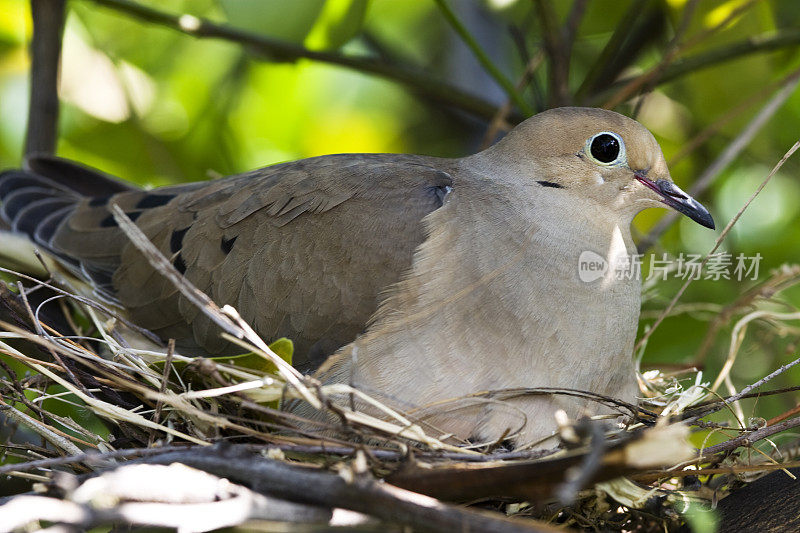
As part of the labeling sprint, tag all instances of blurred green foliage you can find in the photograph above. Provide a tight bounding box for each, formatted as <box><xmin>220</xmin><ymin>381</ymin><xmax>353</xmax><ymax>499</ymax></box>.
<box><xmin>1</xmin><ymin>0</ymin><xmax>800</xmax><ymax>447</ymax></box>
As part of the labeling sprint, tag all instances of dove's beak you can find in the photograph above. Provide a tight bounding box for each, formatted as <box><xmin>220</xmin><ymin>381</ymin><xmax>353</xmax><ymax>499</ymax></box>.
<box><xmin>635</xmin><ymin>174</ymin><xmax>715</xmax><ymax>230</ymax></box>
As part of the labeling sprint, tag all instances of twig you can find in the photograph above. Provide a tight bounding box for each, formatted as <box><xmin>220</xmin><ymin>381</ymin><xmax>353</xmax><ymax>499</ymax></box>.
<box><xmin>574</xmin><ymin>0</ymin><xmax>655</xmax><ymax>102</ymax></box>
<box><xmin>14</xmin><ymin>281</ymin><xmax>89</xmax><ymax>399</ymax></box>
<box><xmin>535</xmin><ymin>0</ymin><xmax>587</xmax><ymax>107</ymax></box>
<box><xmin>603</xmin><ymin>0</ymin><xmax>749</xmax><ymax>109</ymax></box>
<box><xmin>638</xmin><ymin>69</ymin><xmax>800</xmax><ymax>252</ymax></box>
<box><xmin>633</xmin><ymin>459</ymin><xmax>800</xmax><ymax>483</ymax></box>
<box><xmin>0</xmin><ymin>445</ymin><xmax>192</xmax><ymax>476</ymax></box>
<box><xmin>669</xmin><ymin>70</ymin><xmax>800</xmax><ymax>166</ymax></box>
<box><xmin>634</xmin><ymin>139</ymin><xmax>800</xmax><ymax>352</ymax></box>
<box><xmin>682</xmin><ymin>355</ymin><xmax>800</xmax><ymax>427</ymax></box>
<box><xmin>562</xmin><ymin>0</ymin><xmax>589</xmax><ymax>60</ymax></box>
<box><xmin>109</xmin><ymin>204</ymin><xmax>319</xmax><ymax>409</ymax></box>
<box><xmin>555</xmin><ymin>420</ymin><xmax>606</xmax><ymax>504</ymax></box>
<box><xmin>631</xmin><ymin>0</ymin><xmax>698</xmax><ymax>119</ymax></box>
<box><xmin>0</xmin><ymin>397</ymin><xmax>84</xmax><ymax>455</ymax></box>
<box><xmin>480</xmin><ymin>51</ymin><xmax>544</xmax><ymax>149</ymax></box>
<box><xmin>710</xmin><ymin>313</ymin><xmax>800</xmax><ymax>393</ymax></box>
<box><xmin>767</xmin><ymin>403</ymin><xmax>800</xmax><ymax>426</ymax></box>
<box><xmin>433</xmin><ymin>0</ymin><xmax>532</xmax><ymax>116</ymax></box>
<box><xmin>137</xmin><ymin>448</ymin><xmax>557</xmax><ymax>532</ymax></box>
<box><xmin>84</xmin><ymin>0</ymin><xmax>508</xmax><ymax>122</ymax></box>
<box><xmin>0</xmin><ymin>266</ymin><xmax>163</xmax><ymax>344</ymax></box>
<box><xmin>590</xmin><ymin>28</ymin><xmax>800</xmax><ymax>106</ymax></box>
<box><xmin>25</xmin><ymin>0</ymin><xmax>66</xmax><ymax>156</ymax></box>
<box><xmin>694</xmin><ymin>265</ymin><xmax>800</xmax><ymax>362</ymax></box>
<box><xmin>700</xmin><ymin>416</ymin><xmax>800</xmax><ymax>457</ymax></box>
<box><xmin>148</xmin><ymin>338</ymin><xmax>175</xmax><ymax>446</ymax></box>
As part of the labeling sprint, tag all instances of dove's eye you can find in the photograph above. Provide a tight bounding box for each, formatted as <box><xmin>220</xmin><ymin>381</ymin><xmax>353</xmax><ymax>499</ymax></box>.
<box><xmin>586</xmin><ymin>132</ymin><xmax>625</xmax><ymax>165</ymax></box>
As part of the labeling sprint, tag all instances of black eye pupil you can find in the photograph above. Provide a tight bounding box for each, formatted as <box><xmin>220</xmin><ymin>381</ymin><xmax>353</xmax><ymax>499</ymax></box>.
<box><xmin>590</xmin><ymin>134</ymin><xmax>620</xmax><ymax>163</ymax></box>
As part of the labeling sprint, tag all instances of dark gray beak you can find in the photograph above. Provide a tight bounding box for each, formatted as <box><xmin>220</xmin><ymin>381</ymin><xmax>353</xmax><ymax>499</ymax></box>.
<box><xmin>635</xmin><ymin>175</ymin><xmax>715</xmax><ymax>230</ymax></box>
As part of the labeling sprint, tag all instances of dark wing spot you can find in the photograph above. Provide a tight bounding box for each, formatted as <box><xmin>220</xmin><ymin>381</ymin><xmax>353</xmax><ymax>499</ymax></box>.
<box><xmin>536</xmin><ymin>181</ymin><xmax>565</xmax><ymax>189</ymax></box>
<box><xmin>135</xmin><ymin>193</ymin><xmax>175</xmax><ymax>209</ymax></box>
<box><xmin>173</xmin><ymin>253</ymin><xmax>187</xmax><ymax>275</ymax></box>
<box><xmin>170</xmin><ymin>226</ymin><xmax>190</xmax><ymax>253</ymax></box>
<box><xmin>100</xmin><ymin>213</ymin><xmax>117</xmax><ymax>227</ymax></box>
<box><xmin>100</xmin><ymin>210</ymin><xmax>141</xmax><ymax>227</ymax></box>
<box><xmin>220</xmin><ymin>235</ymin><xmax>237</xmax><ymax>255</ymax></box>
<box><xmin>88</xmin><ymin>196</ymin><xmax>109</xmax><ymax>207</ymax></box>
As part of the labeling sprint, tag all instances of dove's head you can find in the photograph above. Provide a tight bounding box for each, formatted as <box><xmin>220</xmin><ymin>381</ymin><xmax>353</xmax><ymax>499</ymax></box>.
<box><xmin>490</xmin><ymin>106</ymin><xmax>715</xmax><ymax>229</ymax></box>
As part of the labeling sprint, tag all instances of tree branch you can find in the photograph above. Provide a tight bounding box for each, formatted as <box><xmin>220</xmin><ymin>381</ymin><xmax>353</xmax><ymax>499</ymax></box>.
<box><xmin>700</xmin><ymin>416</ymin><xmax>800</xmax><ymax>457</ymax></box>
<box><xmin>136</xmin><ymin>448</ymin><xmax>558</xmax><ymax>532</ymax></box>
<box><xmin>433</xmin><ymin>0</ymin><xmax>533</xmax><ymax>116</ymax></box>
<box><xmin>575</xmin><ymin>0</ymin><xmax>664</xmax><ymax>104</ymax></box>
<box><xmin>85</xmin><ymin>0</ymin><xmax>515</xmax><ymax>123</ymax></box>
<box><xmin>25</xmin><ymin>0</ymin><xmax>66</xmax><ymax>156</ymax></box>
<box><xmin>589</xmin><ymin>29</ymin><xmax>800</xmax><ymax>106</ymax></box>
<box><xmin>535</xmin><ymin>0</ymin><xmax>588</xmax><ymax>107</ymax></box>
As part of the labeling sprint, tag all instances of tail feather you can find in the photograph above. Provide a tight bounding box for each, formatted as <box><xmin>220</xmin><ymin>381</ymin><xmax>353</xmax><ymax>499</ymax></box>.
<box><xmin>0</xmin><ymin>157</ymin><xmax>141</xmax><ymax>302</ymax></box>
<box><xmin>24</xmin><ymin>154</ymin><xmax>134</xmax><ymax>196</ymax></box>
<box><xmin>35</xmin><ymin>205</ymin><xmax>77</xmax><ymax>246</ymax></box>
<box><xmin>11</xmin><ymin>196</ymin><xmax>77</xmax><ymax>236</ymax></box>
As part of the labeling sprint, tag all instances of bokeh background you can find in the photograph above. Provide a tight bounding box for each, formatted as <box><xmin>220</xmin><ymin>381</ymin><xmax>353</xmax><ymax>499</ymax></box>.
<box><xmin>1</xmin><ymin>0</ymin><xmax>800</xmax><ymax>444</ymax></box>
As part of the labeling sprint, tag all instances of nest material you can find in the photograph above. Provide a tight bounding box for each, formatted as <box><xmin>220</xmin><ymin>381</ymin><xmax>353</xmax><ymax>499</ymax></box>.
<box><xmin>0</xmin><ymin>208</ymin><xmax>799</xmax><ymax>531</ymax></box>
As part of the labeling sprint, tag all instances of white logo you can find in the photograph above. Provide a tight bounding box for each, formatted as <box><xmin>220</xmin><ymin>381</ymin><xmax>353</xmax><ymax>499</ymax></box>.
<box><xmin>578</xmin><ymin>250</ymin><xmax>607</xmax><ymax>283</ymax></box>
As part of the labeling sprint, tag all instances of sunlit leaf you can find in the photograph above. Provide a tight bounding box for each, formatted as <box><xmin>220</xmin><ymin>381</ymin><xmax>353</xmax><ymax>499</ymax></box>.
<box><xmin>218</xmin><ymin>0</ymin><xmax>325</xmax><ymax>43</ymax></box>
<box><xmin>305</xmin><ymin>0</ymin><xmax>369</xmax><ymax>50</ymax></box>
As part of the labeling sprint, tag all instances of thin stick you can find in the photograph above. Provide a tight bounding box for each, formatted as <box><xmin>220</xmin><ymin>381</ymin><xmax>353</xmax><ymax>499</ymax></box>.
<box><xmin>0</xmin><ymin>397</ymin><xmax>84</xmax><ymax>455</ymax></box>
<box><xmin>148</xmin><ymin>338</ymin><xmax>175</xmax><ymax>446</ymax></box>
<box><xmin>480</xmin><ymin>52</ymin><xmax>544</xmax><ymax>149</ymax></box>
<box><xmin>710</xmin><ymin>314</ymin><xmax>800</xmax><ymax>393</ymax></box>
<box><xmin>638</xmin><ymin>69</ymin><xmax>800</xmax><ymax>252</ymax></box>
<box><xmin>85</xmin><ymin>0</ymin><xmax>507</xmax><ymax>122</ymax></box>
<box><xmin>634</xmin><ymin>139</ymin><xmax>800</xmax><ymax>352</ymax></box>
<box><xmin>109</xmin><ymin>204</ymin><xmax>319</xmax><ymax>408</ymax></box>
<box><xmin>633</xmin><ymin>459</ymin><xmax>800</xmax><ymax>483</ymax></box>
<box><xmin>433</xmin><ymin>0</ymin><xmax>532</xmax><ymax>116</ymax></box>
<box><xmin>700</xmin><ymin>416</ymin><xmax>800</xmax><ymax>457</ymax></box>
<box><xmin>0</xmin><ymin>444</ymin><xmax>193</xmax><ymax>476</ymax></box>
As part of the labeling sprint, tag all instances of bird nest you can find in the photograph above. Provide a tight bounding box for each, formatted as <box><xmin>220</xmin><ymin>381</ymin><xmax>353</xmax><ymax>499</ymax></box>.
<box><xmin>1</xmin><ymin>207</ymin><xmax>799</xmax><ymax>532</ymax></box>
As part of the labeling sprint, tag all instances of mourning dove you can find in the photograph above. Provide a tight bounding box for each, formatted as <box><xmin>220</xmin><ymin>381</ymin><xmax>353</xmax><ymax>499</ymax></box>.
<box><xmin>0</xmin><ymin>107</ymin><xmax>713</xmax><ymax>445</ymax></box>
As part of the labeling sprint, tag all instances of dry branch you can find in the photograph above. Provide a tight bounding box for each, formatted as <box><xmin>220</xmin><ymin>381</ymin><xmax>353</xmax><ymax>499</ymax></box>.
<box><xmin>84</xmin><ymin>0</ymin><xmax>512</xmax><ymax>122</ymax></box>
<box><xmin>25</xmin><ymin>0</ymin><xmax>66</xmax><ymax>156</ymax></box>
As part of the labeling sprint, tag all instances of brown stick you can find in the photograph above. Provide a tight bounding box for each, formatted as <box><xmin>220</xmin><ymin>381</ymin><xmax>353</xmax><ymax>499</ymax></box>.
<box><xmin>85</xmin><ymin>0</ymin><xmax>510</xmax><ymax>123</ymax></box>
<box><xmin>25</xmin><ymin>0</ymin><xmax>66</xmax><ymax>156</ymax></box>
<box><xmin>138</xmin><ymin>448</ymin><xmax>559</xmax><ymax>532</ymax></box>
<box><xmin>700</xmin><ymin>416</ymin><xmax>800</xmax><ymax>457</ymax></box>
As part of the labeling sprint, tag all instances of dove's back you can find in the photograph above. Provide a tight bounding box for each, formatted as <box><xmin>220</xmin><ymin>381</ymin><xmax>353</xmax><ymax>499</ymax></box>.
<box><xmin>0</xmin><ymin>155</ymin><xmax>454</xmax><ymax>369</ymax></box>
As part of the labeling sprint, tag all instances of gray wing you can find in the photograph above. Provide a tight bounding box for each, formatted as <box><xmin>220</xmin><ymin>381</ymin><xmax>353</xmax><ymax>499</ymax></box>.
<box><xmin>1</xmin><ymin>154</ymin><xmax>453</xmax><ymax>369</ymax></box>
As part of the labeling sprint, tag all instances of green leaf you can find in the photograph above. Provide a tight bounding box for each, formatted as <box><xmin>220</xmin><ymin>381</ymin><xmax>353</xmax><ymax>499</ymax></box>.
<box><xmin>681</xmin><ymin>502</ymin><xmax>719</xmax><ymax>533</ymax></box>
<box><xmin>304</xmin><ymin>0</ymin><xmax>369</xmax><ymax>50</ymax></box>
<box><xmin>152</xmin><ymin>338</ymin><xmax>293</xmax><ymax>375</ymax></box>
<box><xmin>224</xmin><ymin>336</ymin><xmax>294</xmax><ymax>374</ymax></box>
<box><xmin>267</xmin><ymin>337</ymin><xmax>294</xmax><ymax>365</ymax></box>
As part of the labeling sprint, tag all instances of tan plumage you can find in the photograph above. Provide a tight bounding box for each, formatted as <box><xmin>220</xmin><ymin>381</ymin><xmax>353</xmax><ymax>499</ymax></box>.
<box><xmin>0</xmin><ymin>107</ymin><xmax>714</xmax><ymax>445</ymax></box>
